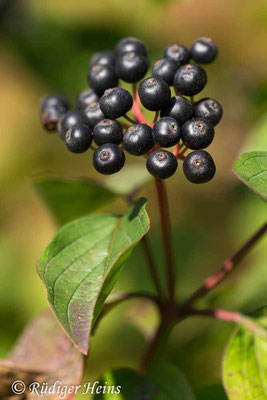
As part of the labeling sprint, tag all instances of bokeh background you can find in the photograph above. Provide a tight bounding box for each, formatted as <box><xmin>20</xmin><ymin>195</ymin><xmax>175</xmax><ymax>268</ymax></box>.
<box><xmin>0</xmin><ymin>0</ymin><xmax>266</xmax><ymax>397</ymax></box>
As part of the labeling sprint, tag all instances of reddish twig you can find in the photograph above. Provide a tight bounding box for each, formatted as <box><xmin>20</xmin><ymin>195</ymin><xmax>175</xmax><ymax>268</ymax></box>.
<box><xmin>132</xmin><ymin>83</ymin><xmax>148</xmax><ymax>124</ymax></box>
<box><xmin>124</xmin><ymin>114</ymin><xmax>136</xmax><ymax>125</ymax></box>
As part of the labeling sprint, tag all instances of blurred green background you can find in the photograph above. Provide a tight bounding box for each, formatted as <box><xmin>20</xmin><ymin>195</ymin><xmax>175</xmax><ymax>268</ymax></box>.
<box><xmin>0</xmin><ymin>0</ymin><xmax>266</xmax><ymax>396</ymax></box>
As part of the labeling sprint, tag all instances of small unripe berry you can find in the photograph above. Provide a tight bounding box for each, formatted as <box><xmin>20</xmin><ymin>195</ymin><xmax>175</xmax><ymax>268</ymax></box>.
<box><xmin>88</xmin><ymin>64</ymin><xmax>118</xmax><ymax>96</ymax></box>
<box><xmin>100</xmin><ymin>87</ymin><xmax>133</xmax><ymax>119</ymax></box>
<box><xmin>65</xmin><ymin>124</ymin><xmax>92</xmax><ymax>153</ymax></box>
<box><xmin>115</xmin><ymin>37</ymin><xmax>147</xmax><ymax>57</ymax></box>
<box><xmin>152</xmin><ymin>58</ymin><xmax>178</xmax><ymax>86</ymax></box>
<box><xmin>164</xmin><ymin>44</ymin><xmax>190</xmax><ymax>65</ymax></box>
<box><xmin>194</xmin><ymin>98</ymin><xmax>223</xmax><ymax>126</ymax></box>
<box><xmin>191</xmin><ymin>37</ymin><xmax>218</xmax><ymax>64</ymax></box>
<box><xmin>161</xmin><ymin>96</ymin><xmax>193</xmax><ymax>126</ymax></box>
<box><xmin>123</xmin><ymin>124</ymin><xmax>154</xmax><ymax>155</ymax></box>
<box><xmin>183</xmin><ymin>150</ymin><xmax>216</xmax><ymax>183</ymax></box>
<box><xmin>93</xmin><ymin>143</ymin><xmax>125</xmax><ymax>175</ymax></box>
<box><xmin>138</xmin><ymin>77</ymin><xmax>171</xmax><ymax>111</ymax></box>
<box><xmin>93</xmin><ymin>119</ymin><xmax>123</xmax><ymax>146</ymax></box>
<box><xmin>146</xmin><ymin>149</ymin><xmax>177</xmax><ymax>179</ymax></box>
<box><xmin>76</xmin><ymin>89</ymin><xmax>99</xmax><ymax>110</ymax></box>
<box><xmin>174</xmin><ymin>64</ymin><xmax>207</xmax><ymax>96</ymax></box>
<box><xmin>152</xmin><ymin>117</ymin><xmax>181</xmax><ymax>148</ymax></box>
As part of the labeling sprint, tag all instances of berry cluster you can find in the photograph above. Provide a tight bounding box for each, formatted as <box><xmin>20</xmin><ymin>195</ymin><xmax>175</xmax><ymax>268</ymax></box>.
<box><xmin>40</xmin><ymin>37</ymin><xmax>223</xmax><ymax>183</ymax></box>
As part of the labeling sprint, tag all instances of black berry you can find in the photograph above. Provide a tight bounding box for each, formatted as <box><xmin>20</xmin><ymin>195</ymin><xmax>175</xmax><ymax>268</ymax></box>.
<box><xmin>146</xmin><ymin>149</ymin><xmax>177</xmax><ymax>179</ymax></box>
<box><xmin>161</xmin><ymin>96</ymin><xmax>193</xmax><ymax>126</ymax></box>
<box><xmin>116</xmin><ymin>52</ymin><xmax>148</xmax><ymax>83</ymax></box>
<box><xmin>76</xmin><ymin>88</ymin><xmax>99</xmax><ymax>110</ymax></box>
<box><xmin>174</xmin><ymin>64</ymin><xmax>207</xmax><ymax>96</ymax></box>
<box><xmin>194</xmin><ymin>98</ymin><xmax>223</xmax><ymax>126</ymax></box>
<box><xmin>183</xmin><ymin>150</ymin><xmax>216</xmax><ymax>183</ymax></box>
<box><xmin>58</xmin><ymin>110</ymin><xmax>88</xmax><ymax>140</ymax></box>
<box><xmin>115</xmin><ymin>37</ymin><xmax>147</xmax><ymax>57</ymax></box>
<box><xmin>65</xmin><ymin>124</ymin><xmax>92</xmax><ymax>153</ymax></box>
<box><xmin>83</xmin><ymin>101</ymin><xmax>105</xmax><ymax>129</ymax></box>
<box><xmin>123</xmin><ymin>124</ymin><xmax>154</xmax><ymax>155</ymax></box>
<box><xmin>40</xmin><ymin>94</ymin><xmax>70</xmax><ymax>131</ymax></box>
<box><xmin>90</xmin><ymin>50</ymin><xmax>116</xmax><ymax>67</ymax></box>
<box><xmin>191</xmin><ymin>37</ymin><xmax>218</xmax><ymax>64</ymax></box>
<box><xmin>164</xmin><ymin>44</ymin><xmax>190</xmax><ymax>65</ymax></box>
<box><xmin>88</xmin><ymin>65</ymin><xmax>118</xmax><ymax>96</ymax></box>
<box><xmin>93</xmin><ymin>144</ymin><xmax>125</xmax><ymax>175</ymax></box>
<box><xmin>152</xmin><ymin>117</ymin><xmax>181</xmax><ymax>148</ymax></box>
<box><xmin>152</xmin><ymin>58</ymin><xmax>178</xmax><ymax>86</ymax></box>
<box><xmin>138</xmin><ymin>77</ymin><xmax>171</xmax><ymax>111</ymax></box>
<box><xmin>99</xmin><ymin>87</ymin><xmax>133</xmax><ymax>119</ymax></box>
<box><xmin>93</xmin><ymin>119</ymin><xmax>123</xmax><ymax>146</ymax></box>
<box><xmin>181</xmin><ymin>119</ymin><xmax>214</xmax><ymax>150</ymax></box>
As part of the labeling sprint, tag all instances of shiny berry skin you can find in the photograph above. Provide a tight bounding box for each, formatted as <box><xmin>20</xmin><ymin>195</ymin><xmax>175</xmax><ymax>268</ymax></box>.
<box><xmin>76</xmin><ymin>88</ymin><xmax>99</xmax><ymax>110</ymax></box>
<box><xmin>93</xmin><ymin>143</ymin><xmax>125</xmax><ymax>175</ymax></box>
<box><xmin>161</xmin><ymin>96</ymin><xmax>193</xmax><ymax>126</ymax></box>
<box><xmin>83</xmin><ymin>102</ymin><xmax>105</xmax><ymax>128</ymax></box>
<box><xmin>146</xmin><ymin>149</ymin><xmax>177</xmax><ymax>179</ymax></box>
<box><xmin>138</xmin><ymin>77</ymin><xmax>171</xmax><ymax>111</ymax></box>
<box><xmin>152</xmin><ymin>117</ymin><xmax>181</xmax><ymax>148</ymax></box>
<box><xmin>65</xmin><ymin>124</ymin><xmax>92</xmax><ymax>153</ymax></box>
<box><xmin>164</xmin><ymin>44</ymin><xmax>190</xmax><ymax>65</ymax></box>
<box><xmin>174</xmin><ymin>64</ymin><xmax>207</xmax><ymax>96</ymax></box>
<box><xmin>99</xmin><ymin>87</ymin><xmax>133</xmax><ymax>119</ymax></box>
<box><xmin>194</xmin><ymin>98</ymin><xmax>223</xmax><ymax>126</ymax></box>
<box><xmin>115</xmin><ymin>37</ymin><xmax>147</xmax><ymax>57</ymax></box>
<box><xmin>58</xmin><ymin>110</ymin><xmax>88</xmax><ymax>140</ymax></box>
<box><xmin>90</xmin><ymin>50</ymin><xmax>116</xmax><ymax>67</ymax></box>
<box><xmin>191</xmin><ymin>37</ymin><xmax>218</xmax><ymax>64</ymax></box>
<box><xmin>116</xmin><ymin>52</ymin><xmax>149</xmax><ymax>83</ymax></box>
<box><xmin>123</xmin><ymin>124</ymin><xmax>154</xmax><ymax>155</ymax></box>
<box><xmin>152</xmin><ymin>58</ymin><xmax>178</xmax><ymax>86</ymax></box>
<box><xmin>87</xmin><ymin>65</ymin><xmax>118</xmax><ymax>96</ymax></box>
<box><xmin>181</xmin><ymin>118</ymin><xmax>214</xmax><ymax>150</ymax></box>
<box><xmin>183</xmin><ymin>150</ymin><xmax>216</xmax><ymax>183</ymax></box>
<box><xmin>40</xmin><ymin>94</ymin><xmax>70</xmax><ymax>131</ymax></box>
<box><xmin>93</xmin><ymin>119</ymin><xmax>123</xmax><ymax>146</ymax></box>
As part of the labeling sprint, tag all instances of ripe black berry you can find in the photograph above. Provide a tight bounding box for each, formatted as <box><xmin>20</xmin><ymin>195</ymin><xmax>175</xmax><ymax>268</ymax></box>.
<box><xmin>123</xmin><ymin>124</ymin><xmax>154</xmax><ymax>155</ymax></box>
<box><xmin>191</xmin><ymin>37</ymin><xmax>218</xmax><ymax>64</ymax></box>
<box><xmin>174</xmin><ymin>64</ymin><xmax>207</xmax><ymax>96</ymax></box>
<box><xmin>115</xmin><ymin>37</ymin><xmax>147</xmax><ymax>57</ymax></box>
<box><xmin>93</xmin><ymin>144</ymin><xmax>125</xmax><ymax>175</ymax></box>
<box><xmin>116</xmin><ymin>52</ymin><xmax>149</xmax><ymax>83</ymax></box>
<box><xmin>93</xmin><ymin>119</ymin><xmax>123</xmax><ymax>146</ymax></box>
<box><xmin>146</xmin><ymin>149</ymin><xmax>177</xmax><ymax>179</ymax></box>
<box><xmin>87</xmin><ymin>65</ymin><xmax>118</xmax><ymax>96</ymax></box>
<box><xmin>99</xmin><ymin>87</ymin><xmax>133</xmax><ymax>119</ymax></box>
<box><xmin>65</xmin><ymin>124</ymin><xmax>92</xmax><ymax>153</ymax></box>
<box><xmin>152</xmin><ymin>117</ymin><xmax>181</xmax><ymax>148</ymax></box>
<box><xmin>152</xmin><ymin>58</ymin><xmax>178</xmax><ymax>86</ymax></box>
<box><xmin>58</xmin><ymin>110</ymin><xmax>88</xmax><ymax>140</ymax></box>
<box><xmin>83</xmin><ymin>102</ymin><xmax>105</xmax><ymax>128</ymax></box>
<box><xmin>161</xmin><ymin>96</ymin><xmax>193</xmax><ymax>126</ymax></box>
<box><xmin>76</xmin><ymin>88</ymin><xmax>99</xmax><ymax>110</ymax></box>
<box><xmin>90</xmin><ymin>50</ymin><xmax>116</xmax><ymax>67</ymax></box>
<box><xmin>183</xmin><ymin>150</ymin><xmax>216</xmax><ymax>183</ymax></box>
<box><xmin>138</xmin><ymin>77</ymin><xmax>171</xmax><ymax>111</ymax></box>
<box><xmin>194</xmin><ymin>98</ymin><xmax>223</xmax><ymax>126</ymax></box>
<box><xmin>181</xmin><ymin>119</ymin><xmax>214</xmax><ymax>150</ymax></box>
<box><xmin>164</xmin><ymin>44</ymin><xmax>190</xmax><ymax>65</ymax></box>
<box><xmin>40</xmin><ymin>94</ymin><xmax>70</xmax><ymax>131</ymax></box>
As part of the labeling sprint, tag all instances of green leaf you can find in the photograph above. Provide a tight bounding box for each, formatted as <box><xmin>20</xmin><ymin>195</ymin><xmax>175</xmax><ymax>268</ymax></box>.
<box><xmin>94</xmin><ymin>363</ymin><xmax>196</xmax><ymax>399</ymax></box>
<box><xmin>223</xmin><ymin>306</ymin><xmax>267</xmax><ymax>400</ymax></box>
<box><xmin>37</xmin><ymin>198</ymin><xmax>150</xmax><ymax>354</ymax></box>
<box><xmin>233</xmin><ymin>151</ymin><xmax>267</xmax><ymax>201</ymax></box>
<box><xmin>35</xmin><ymin>178</ymin><xmax>117</xmax><ymax>224</ymax></box>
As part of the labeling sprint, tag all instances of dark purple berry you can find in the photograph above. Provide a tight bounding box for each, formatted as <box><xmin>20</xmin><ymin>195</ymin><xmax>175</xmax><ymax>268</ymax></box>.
<box><xmin>93</xmin><ymin>143</ymin><xmax>125</xmax><ymax>175</ymax></box>
<box><xmin>152</xmin><ymin>58</ymin><xmax>178</xmax><ymax>86</ymax></box>
<box><xmin>93</xmin><ymin>119</ymin><xmax>123</xmax><ymax>146</ymax></box>
<box><xmin>40</xmin><ymin>94</ymin><xmax>70</xmax><ymax>131</ymax></box>
<box><xmin>76</xmin><ymin>88</ymin><xmax>99</xmax><ymax>110</ymax></box>
<box><xmin>191</xmin><ymin>37</ymin><xmax>218</xmax><ymax>64</ymax></box>
<box><xmin>58</xmin><ymin>110</ymin><xmax>88</xmax><ymax>140</ymax></box>
<box><xmin>83</xmin><ymin>102</ymin><xmax>105</xmax><ymax>128</ymax></box>
<box><xmin>115</xmin><ymin>37</ymin><xmax>147</xmax><ymax>57</ymax></box>
<box><xmin>90</xmin><ymin>50</ymin><xmax>116</xmax><ymax>67</ymax></box>
<box><xmin>181</xmin><ymin>119</ymin><xmax>214</xmax><ymax>150</ymax></box>
<box><xmin>164</xmin><ymin>44</ymin><xmax>190</xmax><ymax>65</ymax></box>
<box><xmin>183</xmin><ymin>150</ymin><xmax>216</xmax><ymax>183</ymax></box>
<box><xmin>161</xmin><ymin>96</ymin><xmax>193</xmax><ymax>126</ymax></box>
<box><xmin>65</xmin><ymin>124</ymin><xmax>92</xmax><ymax>153</ymax></box>
<box><xmin>152</xmin><ymin>117</ymin><xmax>181</xmax><ymax>148</ymax></box>
<box><xmin>88</xmin><ymin>65</ymin><xmax>118</xmax><ymax>96</ymax></box>
<box><xmin>174</xmin><ymin>64</ymin><xmax>207</xmax><ymax>96</ymax></box>
<box><xmin>138</xmin><ymin>77</ymin><xmax>171</xmax><ymax>111</ymax></box>
<box><xmin>194</xmin><ymin>98</ymin><xmax>223</xmax><ymax>126</ymax></box>
<box><xmin>99</xmin><ymin>87</ymin><xmax>133</xmax><ymax>119</ymax></box>
<box><xmin>146</xmin><ymin>149</ymin><xmax>177</xmax><ymax>179</ymax></box>
<box><xmin>116</xmin><ymin>52</ymin><xmax>149</xmax><ymax>83</ymax></box>
<box><xmin>123</xmin><ymin>124</ymin><xmax>154</xmax><ymax>155</ymax></box>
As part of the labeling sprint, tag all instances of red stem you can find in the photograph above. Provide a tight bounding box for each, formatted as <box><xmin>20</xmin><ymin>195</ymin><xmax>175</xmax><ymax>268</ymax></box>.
<box><xmin>132</xmin><ymin>83</ymin><xmax>148</xmax><ymax>124</ymax></box>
